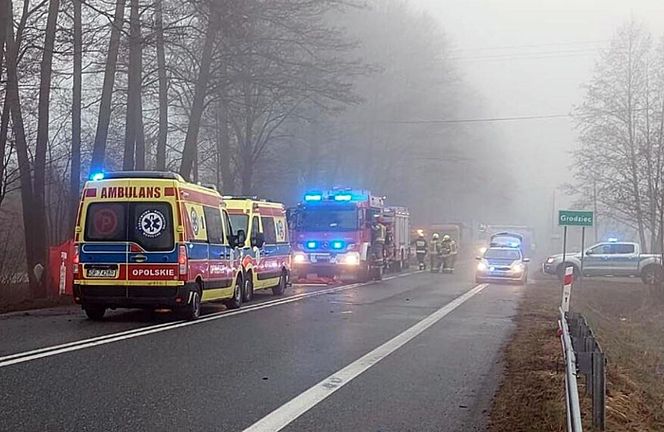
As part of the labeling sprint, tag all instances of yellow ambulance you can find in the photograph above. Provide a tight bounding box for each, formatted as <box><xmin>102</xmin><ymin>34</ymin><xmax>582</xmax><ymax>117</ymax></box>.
<box><xmin>224</xmin><ymin>197</ymin><xmax>291</xmax><ymax>300</ymax></box>
<box><xmin>73</xmin><ymin>171</ymin><xmax>244</xmax><ymax>320</ymax></box>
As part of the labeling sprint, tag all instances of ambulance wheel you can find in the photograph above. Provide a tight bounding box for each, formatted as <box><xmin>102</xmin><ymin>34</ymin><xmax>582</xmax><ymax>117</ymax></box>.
<box><xmin>224</xmin><ymin>278</ymin><xmax>243</xmax><ymax>310</ymax></box>
<box><xmin>242</xmin><ymin>275</ymin><xmax>254</xmax><ymax>302</ymax></box>
<box><xmin>181</xmin><ymin>288</ymin><xmax>202</xmax><ymax>321</ymax></box>
<box><xmin>272</xmin><ymin>271</ymin><xmax>287</xmax><ymax>296</ymax></box>
<box><xmin>84</xmin><ymin>305</ymin><xmax>106</xmax><ymax>321</ymax></box>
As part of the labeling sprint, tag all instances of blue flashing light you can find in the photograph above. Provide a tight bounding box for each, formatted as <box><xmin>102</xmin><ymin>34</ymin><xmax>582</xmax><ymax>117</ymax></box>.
<box><xmin>607</xmin><ymin>237</ymin><xmax>618</xmax><ymax>242</ymax></box>
<box><xmin>334</xmin><ymin>194</ymin><xmax>353</xmax><ymax>202</ymax></box>
<box><xmin>306</xmin><ymin>241</ymin><xmax>318</xmax><ymax>249</ymax></box>
<box><xmin>331</xmin><ymin>240</ymin><xmax>345</xmax><ymax>250</ymax></box>
<box><xmin>90</xmin><ymin>172</ymin><xmax>105</xmax><ymax>181</ymax></box>
<box><xmin>304</xmin><ymin>194</ymin><xmax>322</xmax><ymax>202</ymax></box>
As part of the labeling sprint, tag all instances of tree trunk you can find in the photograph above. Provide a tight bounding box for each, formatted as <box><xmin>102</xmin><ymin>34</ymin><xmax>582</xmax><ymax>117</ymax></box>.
<box><xmin>29</xmin><ymin>0</ymin><xmax>60</xmax><ymax>297</ymax></box>
<box><xmin>154</xmin><ymin>0</ymin><xmax>167</xmax><ymax>171</ymax></box>
<box><xmin>240</xmin><ymin>162</ymin><xmax>252</xmax><ymax>195</ymax></box>
<box><xmin>135</xmin><ymin>100</ymin><xmax>145</xmax><ymax>170</ymax></box>
<box><xmin>0</xmin><ymin>0</ymin><xmax>7</xmax><ymax>202</ymax></box>
<box><xmin>178</xmin><ymin>12</ymin><xmax>218</xmax><ymax>181</ymax></box>
<box><xmin>123</xmin><ymin>0</ymin><xmax>142</xmax><ymax>170</ymax></box>
<box><xmin>4</xmin><ymin>0</ymin><xmax>43</xmax><ymax>297</ymax></box>
<box><xmin>216</xmin><ymin>91</ymin><xmax>233</xmax><ymax>193</ymax></box>
<box><xmin>70</xmin><ymin>0</ymin><xmax>82</xmax><ymax>230</ymax></box>
<box><xmin>90</xmin><ymin>0</ymin><xmax>126</xmax><ymax>174</ymax></box>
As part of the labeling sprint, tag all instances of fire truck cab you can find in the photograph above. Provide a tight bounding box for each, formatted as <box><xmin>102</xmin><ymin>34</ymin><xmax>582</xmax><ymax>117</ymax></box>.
<box><xmin>289</xmin><ymin>189</ymin><xmax>385</xmax><ymax>282</ymax></box>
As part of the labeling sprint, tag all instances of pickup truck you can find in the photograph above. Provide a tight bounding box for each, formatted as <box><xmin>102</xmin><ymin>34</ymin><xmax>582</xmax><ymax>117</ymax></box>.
<box><xmin>542</xmin><ymin>241</ymin><xmax>664</xmax><ymax>285</ymax></box>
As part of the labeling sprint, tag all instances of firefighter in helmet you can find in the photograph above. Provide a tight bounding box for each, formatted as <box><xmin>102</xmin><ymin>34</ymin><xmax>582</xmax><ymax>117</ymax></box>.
<box><xmin>440</xmin><ymin>234</ymin><xmax>458</xmax><ymax>273</ymax></box>
<box><xmin>413</xmin><ymin>229</ymin><xmax>428</xmax><ymax>270</ymax></box>
<box><xmin>430</xmin><ymin>233</ymin><xmax>442</xmax><ymax>272</ymax></box>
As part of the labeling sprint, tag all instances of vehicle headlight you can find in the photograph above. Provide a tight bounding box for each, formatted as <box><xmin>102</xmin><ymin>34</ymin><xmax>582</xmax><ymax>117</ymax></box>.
<box><xmin>342</xmin><ymin>252</ymin><xmax>361</xmax><ymax>266</ymax></box>
<box><xmin>293</xmin><ymin>252</ymin><xmax>307</xmax><ymax>264</ymax></box>
<box><xmin>546</xmin><ymin>257</ymin><xmax>555</xmax><ymax>264</ymax></box>
<box><xmin>479</xmin><ymin>246</ymin><xmax>487</xmax><ymax>254</ymax></box>
<box><xmin>511</xmin><ymin>262</ymin><xmax>524</xmax><ymax>272</ymax></box>
<box><xmin>477</xmin><ymin>262</ymin><xmax>488</xmax><ymax>271</ymax></box>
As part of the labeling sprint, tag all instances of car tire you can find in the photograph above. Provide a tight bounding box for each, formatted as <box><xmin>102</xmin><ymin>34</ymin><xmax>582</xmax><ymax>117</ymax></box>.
<box><xmin>84</xmin><ymin>305</ymin><xmax>106</xmax><ymax>321</ymax></box>
<box><xmin>242</xmin><ymin>274</ymin><xmax>254</xmax><ymax>302</ymax></box>
<box><xmin>272</xmin><ymin>271</ymin><xmax>287</xmax><ymax>296</ymax></box>
<box><xmin>358</xmin><ymin>259</ymin><xmax>371</xmax><ymax>282</ymax></box>
<box><xmin>224</xmin><ymin>278</ymin><xmax>243</xmax><ymax>310</ymax></box>
<box><xmin>641</xmin><ymin>265</ymin><xmax>663</xmax><ymax>285</ymax></box>
<box><xmin>181</xmin><ymin>287</ymin><xmax>202</xmax><ymax>321</ymax></box>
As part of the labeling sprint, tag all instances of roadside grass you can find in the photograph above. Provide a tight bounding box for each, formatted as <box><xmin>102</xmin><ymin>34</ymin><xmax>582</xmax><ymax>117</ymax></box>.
<box><xmin>489</xmin><ymin>277</ymin><xmax>664</xmax><ymax>432</ymax></box>
<box><xmin>575</xmin><ymin>279</ymin><xmax>664</xmax><ymax>431</ymax></box>
<box><xmin>488</xmin><ymin>279</ymin><xmax>566</xmax><ymax>432</ymax></box>
<box><xmin>0</xmin><ymin>283</ymin><xmax>73</xmax><ymax>314</ymax></box>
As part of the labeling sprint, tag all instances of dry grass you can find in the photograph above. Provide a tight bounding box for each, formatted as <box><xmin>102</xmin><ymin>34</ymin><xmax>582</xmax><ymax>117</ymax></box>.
<box><xmin>575</xmin><ymin>280</ymin><xmax>664</xmax><ymax>431</ymax></box>
<box><xmin>488</xmin><ymin>279</ymin><xmax>566</xmax><ymax>432</ymax></box>
<box><xmin>489</xmin><ymin>277</ymin><xmax>664</xmax><ymax>432</ymax></box>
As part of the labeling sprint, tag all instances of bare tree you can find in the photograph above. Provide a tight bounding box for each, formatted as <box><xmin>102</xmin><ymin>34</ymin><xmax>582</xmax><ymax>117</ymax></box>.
<box><xmin>90</xmin><ymin>0</ymin><xmax>126</xmax><ymax>174</ymax></box>
<box><xmin>178</xmin><ymin>8</ymin><xmax>218</xmax><ymax>181</ymax></box>
<box><xmin>69</xmin><ymin>0</ymin><xmax>82</xmax><ymax>229</ymax></box>
<box><xmin>573</xmin><ymin>22</ymin><xmax>653</xmax><ymax>249</ymax></box>
<box><xmin>154</xmin><ymin>0</ymin><xmax>167</xmax><ymax>170</ymax></box>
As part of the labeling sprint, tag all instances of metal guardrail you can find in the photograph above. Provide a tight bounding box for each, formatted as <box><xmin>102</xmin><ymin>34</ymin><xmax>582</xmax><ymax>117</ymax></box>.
<box><xmin>559</xmin><ymin>308</ymin><xmax>607</xmax><ymax>431</ymax></box>
<box><xmin>559</xmin><ymin>307</ymin><xmax>584</xmax><ymax>432</ymax></box>
<box><xmin>568</xmin><ymin>312</ymin><xmax>606</xmax><ymax>430</ymax></box>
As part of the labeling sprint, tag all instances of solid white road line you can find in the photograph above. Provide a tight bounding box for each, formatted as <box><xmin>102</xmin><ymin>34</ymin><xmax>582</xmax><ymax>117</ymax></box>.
<box><xmin>243</xmin><ymin>283</ymin><xmax>489</xmax><ymax>432</ymax></box>
<box><xmin>0</xmin><ymin>272</ymin><xmax>416</xmax><ymax>369</ymax></box>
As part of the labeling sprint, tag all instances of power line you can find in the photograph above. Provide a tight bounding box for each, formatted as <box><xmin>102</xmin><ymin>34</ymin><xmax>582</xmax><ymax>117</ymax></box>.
<box><xmin>376</xmin><ymin>114</ymin><xmax>571</xmax><ymax>125</ymax></box>
<box><xmin>449</xmin><ymin>39</ymin><xmax>608</xmax><ymax>54</ymax></box>
<box><xmin>450</xmin><ymin>48</ymin><xmax>599</xmax><ymax>61</ymax></box>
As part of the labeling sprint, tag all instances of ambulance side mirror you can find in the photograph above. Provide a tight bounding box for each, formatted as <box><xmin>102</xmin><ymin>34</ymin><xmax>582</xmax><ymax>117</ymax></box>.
<box><xmin>236</xmin><ymin>230</ymin><xmax>246</xmax><ymax>247</ymax></box>
<box><xmin>252</xmin><ymin>232</ymin><xmax>265</xmax><ymax>249</ymax></box>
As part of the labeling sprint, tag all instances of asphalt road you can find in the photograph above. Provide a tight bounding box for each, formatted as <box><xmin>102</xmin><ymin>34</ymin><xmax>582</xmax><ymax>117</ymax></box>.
<box><xmin>0</xmin><ymin>265</ymin><xmax>525</xmax><ymax>432</ymax></box>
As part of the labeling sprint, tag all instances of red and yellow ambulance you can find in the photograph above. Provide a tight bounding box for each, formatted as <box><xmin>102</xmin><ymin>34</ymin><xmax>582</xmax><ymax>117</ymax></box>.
<box><xmin>73</xmin><ymin>171</ymin><xmax>243</xmax><ymax>320</ymax></box>
<box><xmin>224</xmin><ymin>197</ymin><xmax>291</xmax><ymax>300</ymax></box>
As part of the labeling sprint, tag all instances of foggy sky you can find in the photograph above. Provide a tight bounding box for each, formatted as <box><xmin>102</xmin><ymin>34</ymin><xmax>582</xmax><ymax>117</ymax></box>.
<box><xmin>414</xmin><ymin>0</ymin><xmax>664</xmax><ymax>247</ymax></box>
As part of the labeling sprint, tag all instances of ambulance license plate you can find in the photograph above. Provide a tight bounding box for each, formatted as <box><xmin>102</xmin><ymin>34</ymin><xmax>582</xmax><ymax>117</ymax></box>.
<box><xmin>86</xmin><ymin>267</ymin><xmax>117</xmax><ymax>278</ymax></box>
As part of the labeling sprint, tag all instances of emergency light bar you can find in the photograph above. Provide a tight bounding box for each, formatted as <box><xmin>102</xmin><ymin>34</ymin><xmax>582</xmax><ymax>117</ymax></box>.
<box><xmin>304</xmin><ymin>194</ymin><xmax>322</xmax><ymax>202</ymax></box>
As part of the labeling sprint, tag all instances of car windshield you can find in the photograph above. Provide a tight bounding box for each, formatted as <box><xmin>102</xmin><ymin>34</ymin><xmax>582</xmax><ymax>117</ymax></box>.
<box><xmin>228</xmin><ymin>214</ymin><xmax>249</xmax><ymax>235</ymax></box>
<box><xmin>484</xmin><ymin>249</ymin><xmax>521</xmax><ymax>260</ymax></box>
<box><xmin>296</xmin><ymin>208</ymin><xmax>358</xmax><ymax>231</ymax></box>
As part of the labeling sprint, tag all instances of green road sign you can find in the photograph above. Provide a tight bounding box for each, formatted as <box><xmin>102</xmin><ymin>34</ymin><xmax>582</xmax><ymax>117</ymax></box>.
<box><xmin>559</xmin><ymin>210</ymin><xmax>593</xmax><ymax>227</ymax></box>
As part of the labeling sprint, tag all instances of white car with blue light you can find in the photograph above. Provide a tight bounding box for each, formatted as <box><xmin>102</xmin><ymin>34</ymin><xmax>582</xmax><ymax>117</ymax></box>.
<box><xmin>475</xmin><ymin>247</ymin><xmax>529</xmax><ymax>285</ymax></box>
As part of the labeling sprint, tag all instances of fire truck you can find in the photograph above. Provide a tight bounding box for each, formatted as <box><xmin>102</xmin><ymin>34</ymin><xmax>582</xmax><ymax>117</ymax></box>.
<box><xmin>289</xmin><ymin>189</ymin><xmax>408</xmax><ymax>282</ymax></box>
<box><xmin>383</xmin><ymin>207</ymin><xmax>411</xmax><ymax>272</ymax></box>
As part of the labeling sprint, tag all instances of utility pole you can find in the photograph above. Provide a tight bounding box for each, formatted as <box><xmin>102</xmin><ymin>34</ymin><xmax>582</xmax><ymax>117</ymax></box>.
<box><xmin>593</xmin><ymin>178</ymin><xmax>599</xmax><ymax>242</ymax></box>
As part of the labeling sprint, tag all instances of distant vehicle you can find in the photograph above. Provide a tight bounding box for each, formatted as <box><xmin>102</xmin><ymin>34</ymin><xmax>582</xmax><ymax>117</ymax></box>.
<box><xmin>73</xmin><ymin>171</ymin><xmax>243</xmax><ymax>321</ymax></box>
<box><xmin>479</xmin><ymin>225</ymin><xmax>535</xmax><ymax>258</ymax></box>
<box><xmin>542</xmin><ymin>241</ymin><xmax>663</xmax><ymax>285</ymax></box>
<box><xmin>476</xmin><ymin>247</ymin><xmax>530</xmax><ymax>285</ymax></box>
<box><xmin>224</xmin><ymin>197</ymin><xmax>291</xmax><ymax>300</ymax></box>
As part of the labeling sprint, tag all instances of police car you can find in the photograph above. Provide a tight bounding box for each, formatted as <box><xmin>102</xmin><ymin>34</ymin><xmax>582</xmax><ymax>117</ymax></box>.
<box><xmin>475</xmin><ymin>246</ymin><xmax>530</xmax><ymax>285</ymax></box>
